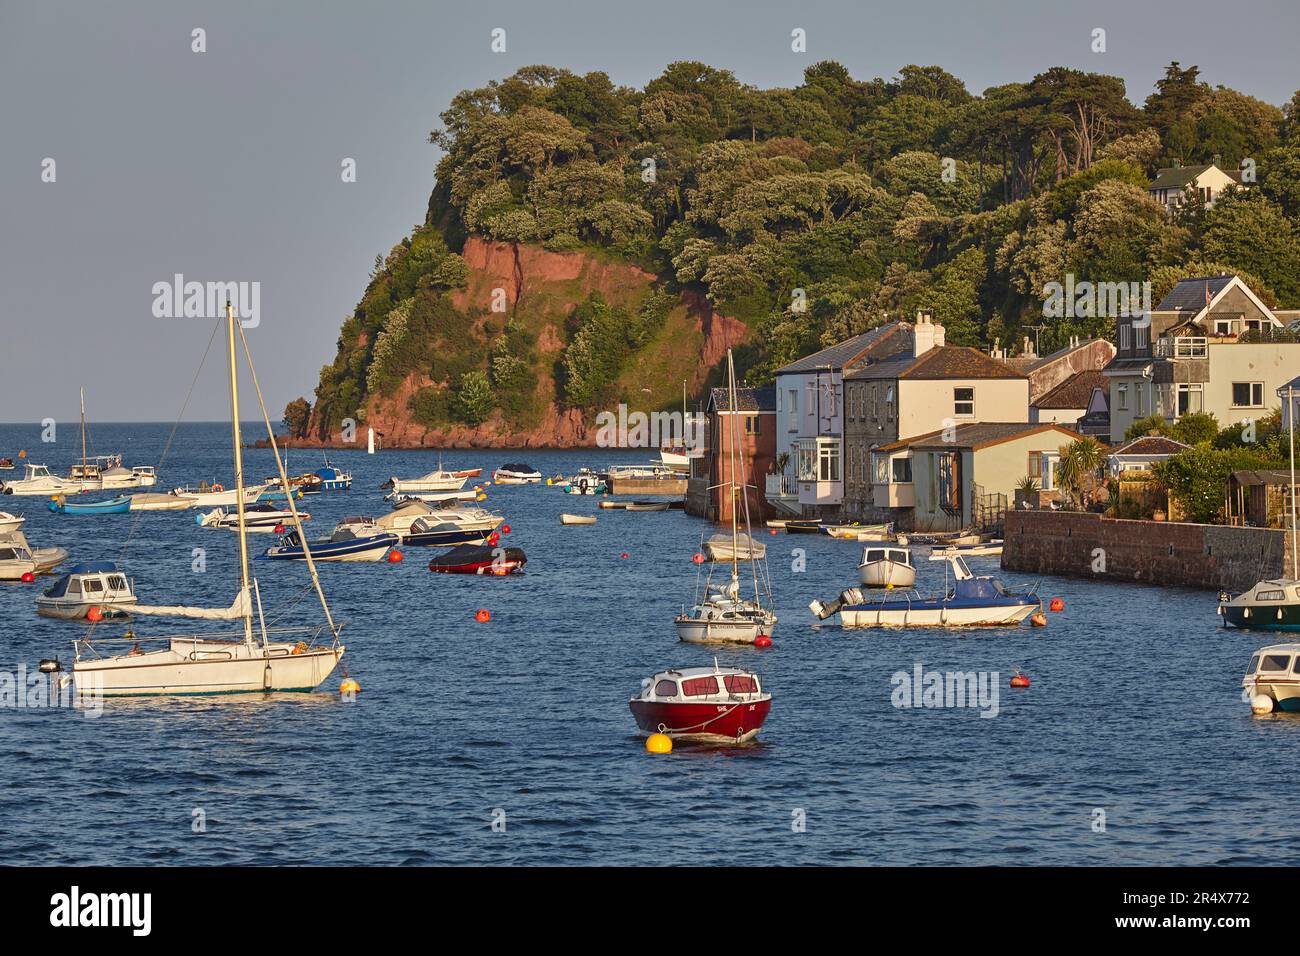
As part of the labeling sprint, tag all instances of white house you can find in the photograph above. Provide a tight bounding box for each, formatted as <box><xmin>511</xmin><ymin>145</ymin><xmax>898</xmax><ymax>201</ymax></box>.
<box><xmin>1147</xmin><ymin>162</ymin><xmax>1243</xmax><ymax>216</ymax></box>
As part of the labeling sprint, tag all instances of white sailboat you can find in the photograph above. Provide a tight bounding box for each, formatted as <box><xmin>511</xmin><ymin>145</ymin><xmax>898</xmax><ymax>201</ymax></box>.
<box><xmin>675</xmin><ymin>350</ymin><xmax>777</xmax><ymax>645</ymax></box>
<box><xmin>61</xmin><ymin>303</ymin><xmax>345</xmax><ymax>697</ymax></box>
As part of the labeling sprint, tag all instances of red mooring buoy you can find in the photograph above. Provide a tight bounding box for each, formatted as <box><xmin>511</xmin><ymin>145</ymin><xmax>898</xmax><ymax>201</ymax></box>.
<box><xmin>387</xmin><ymin>549</ymin><xmax>404</xmax><ymax>563</ymax></box>
<box><xmin>475</xmin><ymin>608</ymin><xmax>491</xmax><ymax>623</ymax></box>
<box><xmin>1010</xmin><ymin>672</ymin><xmax>1031</xmax><ymax>688</ymax></box>
<box><xmin>1049</xmin><ymin>597</ymin><xmax>1064</xmax><ymax>612</ymax></box>
<box><xmin>754</xmin><ymin>634</ymin><xmax>773</xmax><ymax>648</ymax></box>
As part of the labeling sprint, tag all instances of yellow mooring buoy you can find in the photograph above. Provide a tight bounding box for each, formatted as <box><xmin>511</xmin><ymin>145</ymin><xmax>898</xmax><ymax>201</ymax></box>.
<box><xmin>339</xmin><ymin>677</ymin><xmax>361</xmax><ymax>696</ymax></box>
<box><xmin>645</xmin><ymin>733</ymin><xmax>672</xmax><ymax>754</ymax></box>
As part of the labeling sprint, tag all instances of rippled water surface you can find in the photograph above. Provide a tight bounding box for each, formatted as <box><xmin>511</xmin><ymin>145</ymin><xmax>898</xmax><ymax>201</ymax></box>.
<box><xmin>1</xmin><ymin>422</ymin><xmax>1296</xmax><ymax>866</ymax></box>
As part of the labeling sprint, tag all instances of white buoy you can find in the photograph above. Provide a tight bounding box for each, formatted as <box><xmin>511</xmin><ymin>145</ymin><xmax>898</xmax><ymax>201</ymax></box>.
<box><xmin>367</xmin><ymin>427</ymin><xmax>375</xmax><ymax>455</ymax></box>
<box><xmin>1251</xmin><ymin>694</ymin><xmax>1274</xmax><ymax>716</ymax></box>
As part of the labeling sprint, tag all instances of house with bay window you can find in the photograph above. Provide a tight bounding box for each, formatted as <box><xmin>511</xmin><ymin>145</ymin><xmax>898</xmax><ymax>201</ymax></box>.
<box><xmin>767</xmin><ymin>322</ymin><xmax>912</xmax><ymax>516</ymax></box>
<box><xmin>1104</xmin><ymin>275</ymin><xmax>1300</xmax><ymax>443</ymax></box>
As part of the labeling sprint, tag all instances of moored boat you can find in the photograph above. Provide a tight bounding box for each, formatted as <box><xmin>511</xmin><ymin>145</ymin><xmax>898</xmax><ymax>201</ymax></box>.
<box><xmin>1220</xmin><ymin>580</ymin><xmax>1300</xmax><ymax>630</ymax></box>
<box><xmin>811</xmin><ymin>555</ymin><xmax>1039</xmax><ymax>628</ymax></box>
<box><xmin>428</xmin><ymin>543</ymin><xmax>526</xmax><ymax>574</ymax></box>
<box><xmin>629</xmin><ymin>664</ymin><xmax>771</xmax><ymax>744</ymax></box>
<box><xmin>559</xmin><ymin>513</ymin><xmax>596</xmax><ymax>525</ymax></box>
<box><xmin>49</xmin><ymin>495</ymin><xmax>132</xmax><ymax>515</ymax></box>
<box><xmin>260</xmin><ymin>522</ymin><xmax>397</xmax><ymax>562</ymax></box>
<box><xmin>492</xmin><ymin>463</ymin><xmax>542</xmax><ymax>484</ymax></box>
<box><xmin>170</xmin><ymin>482</ymin><xmax>268</xmax><ymax>508</ymax></box>
<box><xmin>859</xmin><ymin>545</ymin><xmax>917</xmax><ymax>588</ymax></box>
<box><xmin>402</xmin><ymin>510</ymin><xmax>502</xmax><ymax>547</ymax></box>
<box><xmin>702</xmin><ymin>531</ymin><xmax>766</xmax><ymax>562</ymax></box>
<box><xmin>386</xmin><ymin>468</ymin><xmax>468</xmax><ymax>494</ymax></box>
<box><xmin>1242</xmin><ymin>643</ymin><xmax>1300</xmax><ymax>713</ymax></box>
<box><xmin>200</xmin><ymin>502</ymin><xmax>310</xmax><ymax>532</ymax></box>
<box><xmin>128</xmin><ymin>492</ymin><xmax>192</xmax><ymax>511</ymax></box>
<box><xmin>1</xmin><ymin>463</ymin><xmax>82</xmax><ymax>496</ymax></box>
<box><xmin>928</xmin><ymin>538</ymin><xmax>1004</xmax><ymax>559</ymax></box>
<box><xmin>0</xmin><ymin>531</ymin><xmax>68</xmax><ymax>581</ymax></box>
<box><xmin>36</xmin><ymin>562</ymin><xmax>138</xmax><ymax>620</ymax></box>
<box><xmin>0</xmin><ymin>511</ymin><xmax>25</xmax><ymax>534</ymax></box>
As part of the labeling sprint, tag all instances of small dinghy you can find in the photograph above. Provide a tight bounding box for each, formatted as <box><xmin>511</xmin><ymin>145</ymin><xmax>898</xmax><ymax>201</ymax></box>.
<box><xmin>627</xmin><ymin>500</ymin><xmax>670</xmax><ymax>512</ymax></box>
<box><xmin>0</xmin><ymin>511</ymin><xmax>25</xmax><ymax>534</ymax></box>
<box><xmin>559</xmin><ymin>513</ymin><xmax>596</xmax><ymax>525</ymax></box>
<box><xmin>858</xmin><ymin>545</ymin><xmax>916</xmax><ymax>588</ymax></box>
<box><xmin>598</xmin><ymin>500</ymin><xmax>628</xmax><ymax>509</ymax></box>
<box><xmin>199</xmin><ymin>502</ymin><xmax>310</xmax><ymax>532</ymax></box>
<box><xmin>428</xmin><ymin>543</ymin><xmax>527</xmax><ymax>575</ymax></box>
<box><xmin>49</xmin><ymin>495</ymin><xmax>132</xmax><ymax>515</ymax></box>
<box><xmin>629</xmin><ymin>664</ymin><xmax>772</xmax><ymax>744</ymax></box>
<box><xmin>703</xmin><ymin>531</ymin><xmax>766</xmax><ymax>562</ymax></box>
<box><xmin>260</xmin><ymin>522</ymin><xmax>397</xmax><ymax>562</ymax></box>
<box><xmin>810</xmin><ymin>556</ymin><xmax>1039</xmax><ymax>628</ymax></box>
<box><xmin>129</xmin><ymin>492</ymin><xmax>192</xmax><ymax>511</ymax></box>
<box><xmin>822</xmin><ymin>521</ymin><xmax>892</xmax><ymax>540</ymax></box>
<box><xmin>928</xmin><ymin>538</ymin><xmax>1004</xmax><ymax>559</ymax></box>
<box><xmin>36</xmin><ymin>562</ymin><xmax>138</xmax><ymax>619</ymax></box>
<box><xmin>492</xmin><ymin>463</ymin><xmax>542</xmax><ymax>484</ymax></box>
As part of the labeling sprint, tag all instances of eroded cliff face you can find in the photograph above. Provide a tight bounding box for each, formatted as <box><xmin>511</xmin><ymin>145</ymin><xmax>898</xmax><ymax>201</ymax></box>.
<box><xmin>295</xmin><ymin>237</ymin><xmax>748</xmax><ymax>448</ymax></box>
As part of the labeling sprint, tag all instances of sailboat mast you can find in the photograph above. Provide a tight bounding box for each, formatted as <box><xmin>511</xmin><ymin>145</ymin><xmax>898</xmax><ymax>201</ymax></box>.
<box><xmin>225</xmin><ymin>302</ymin><xmax>254</xmax><ymax>645</ymax></box>
<box><xmin>726</xmin><ymin>355</ymin><xmax>741</xmax><ymax>588</ymax></box>
<box><xmin>80</xmin><ymin>387</ymin><xmax>87</xmax><ymax>471</ymax></box>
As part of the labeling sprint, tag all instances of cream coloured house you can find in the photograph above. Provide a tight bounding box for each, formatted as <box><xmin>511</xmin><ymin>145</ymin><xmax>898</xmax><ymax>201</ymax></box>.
<box><xmin>1104</xmin><ymin>275</ymin><xmax>1300</xmax><ymax>442</ymax></box>
<box><xmin>1147</xmin><ymin>162</ymin><xmax>1243</xmax><ymax>216</ymax></box>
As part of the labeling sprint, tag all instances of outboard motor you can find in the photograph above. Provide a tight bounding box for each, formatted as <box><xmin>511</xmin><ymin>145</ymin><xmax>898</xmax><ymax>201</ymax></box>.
<box><xmin>810</xmin><ymin>586</ymin><xmax>867</xmax><ymax>621</ymax></box>
<box><xmin>38</xmin><ymin>658</ymin><xmax>62</xmax><ymax>674</ymax></box>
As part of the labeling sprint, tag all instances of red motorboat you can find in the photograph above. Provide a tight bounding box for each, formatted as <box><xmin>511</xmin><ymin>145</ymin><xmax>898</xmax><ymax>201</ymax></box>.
<box><xmin>629</xmin><ymin>665</ymin><xmax>771</xmax><ymax>744</ymax></box>
<box><xmin>428</xmin><ymin>543</ymin><xmax>526</xmax><ymax>575</ymax></box>
<box><xmin>452</xmin><ymin>468</ymin><xmax>482</xmax><ymax>479</ymax></box>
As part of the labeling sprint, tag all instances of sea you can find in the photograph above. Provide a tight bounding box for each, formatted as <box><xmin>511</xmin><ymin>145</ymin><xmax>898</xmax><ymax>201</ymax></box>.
<box><xmin>0</xmin><ymin>422</ymin><xmax>1295</xmax><ymax>866</ymax></box>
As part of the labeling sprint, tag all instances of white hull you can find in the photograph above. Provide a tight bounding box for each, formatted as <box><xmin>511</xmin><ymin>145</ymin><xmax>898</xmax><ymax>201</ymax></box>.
<box><xmin>71</xmin><ymin>639</ymin><xmax>344</xmax><ymax>696</ymax></box>
<box><xmin>839</xmin><ymin>603</ymin><xmax>1036</xmax><ymax>628</ymax></box>
<box><xmin>37</xmin><ymin>596</ymin><xmax>139</xmax><ymax>620</ymax></box>
<box><xmin>390</xmin><ymin>476</ymin><xmax>468</xmax><ymax>493</ymax></box>
<box><xmin>675</xmin><ymin>617</ymin><xmax>764</xmax><ymax>644</ymax></box>
<box><xmin>129</xmin><ymin>493</ymin><xmax>192</xmax><ymax>511</ymax></box>
<box><xmin>172</xmin><ymin>485</ymin><xmax>267</xmax><ymax>508</ymax></box>
<box><xmin>0</xmin><ymin>514</ymin><xmax>25</xmax><ymax>534</ymax></box>
<box><xmin>703</xmin><ymin>542</ymin><xmax>766</xmax><ymax>562</ymax></box>
<box><xmin>3</xmin><ymin>477</ymin><xmax>83</xmax><ymax>496</ymax></box>
<box><xmin>858</xmin><ymin>560</ymin><xmax>917</xmax><ymax>588</ymax></box>
<box><xmin>559</xmin><ymin>513</ymin><xmax>596</xmax><ymax>525</ymax></box>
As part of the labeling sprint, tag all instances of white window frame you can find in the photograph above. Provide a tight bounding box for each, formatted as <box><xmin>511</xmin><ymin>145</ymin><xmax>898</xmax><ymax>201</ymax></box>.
<box><xmin>1231</xmin><ymin>381</ymin><xmax>1265</xmax><ymax>408</ymax></box>
<box><xmin>954</xmin><ymin>386</ymin><xmax>975</xmax><ymax>419</ymax></box>
<box><xmin>1120</xmin><ymin>324</ymin><xmax>1132</xmax><ymax>351</ymax></box>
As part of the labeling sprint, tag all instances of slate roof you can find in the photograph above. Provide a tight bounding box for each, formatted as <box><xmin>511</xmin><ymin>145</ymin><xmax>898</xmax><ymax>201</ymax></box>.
<box><xmin>709</xmin><ymin>384</ymin><xmax>775</xmax><ymax>413</ymax></box>
<box><xmin>1033</xmin><ymin>370</ymin><xmax>1108</xmax><ymax>409</ymax></box>
<box><xmin>1149</xmin><ymin>164</ymin><xmax>1242</xmax><ymax>191</ymax></box>
<box><xmin>775</xmin><ymin>323</ymin><xmax>911</xmax><ymax>375</ymax></box>
<box><xmin>1230</xmin><ymin>469</ymin><xmax>1297</xmax><ymax>487</ymax></box>
<box><xmin>847</xmin><ymin>346</ymin><xmax>1026</xmax><ymax>381</ymax></box>
<box><xmin>1108</xmin><ymin>435</ymin><xmax>1189</xmax><ymax>458</ymax></box>
<box><xmin>878</xmin><ymin>422</ymin><xmax>1082</xmax><ymax>453</ymax></box>
<box><xmin>1154</xmin><ymin>275</ymin><xmax>1235</xmax><ymax>312</ymax></box>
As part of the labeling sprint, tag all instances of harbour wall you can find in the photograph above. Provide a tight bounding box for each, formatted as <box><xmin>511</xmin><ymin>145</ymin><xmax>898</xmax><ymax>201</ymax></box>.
<box><xmin>1002</xmin><ymin>511</ymin><xmax>1295</xmax><ymax>591</ymax></box>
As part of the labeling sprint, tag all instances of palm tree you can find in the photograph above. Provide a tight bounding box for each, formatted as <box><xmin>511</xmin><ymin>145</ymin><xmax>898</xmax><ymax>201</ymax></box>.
<box><xmin>1056</xmin><ymin>437</ymin><xmax>1106</xmax><ymax>508</ymax></box>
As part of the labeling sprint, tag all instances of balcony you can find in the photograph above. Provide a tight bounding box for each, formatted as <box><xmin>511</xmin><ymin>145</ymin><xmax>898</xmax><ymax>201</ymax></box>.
<box><xmin>765</xmin><ymin>473</ymin><xmax>797</xmax><ymax>499</ymax></box>
<box><xmin>1154</xmin><ymin>336</ymin><xmax>1207</xmax><ymax>359</ymax></box>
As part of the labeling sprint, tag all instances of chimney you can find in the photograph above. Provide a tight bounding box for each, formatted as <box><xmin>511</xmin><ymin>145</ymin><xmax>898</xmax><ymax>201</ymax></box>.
<box><xmin>1022</xmin><ymin>335</ymin><xmax>1035</xmax><ymax>359</ymax></box>
<box><xmin>913</xmin><ymin>310</ymin><xmax>945</xmax><ymax>357</ymax></box>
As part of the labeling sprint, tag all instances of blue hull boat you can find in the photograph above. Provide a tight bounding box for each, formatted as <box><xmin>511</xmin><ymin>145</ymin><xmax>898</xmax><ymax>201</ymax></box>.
<box><xmin>259</xmin><ymin>525</ymin><xmax>397</xmax><ymax>562</ymax></box>
<box><xmin>315</xmin><ymin>464</ymin><xmax>352</xmax><ymax>491</ymax></box>
<box><xmin>49</xmin><ymin>495</ymin><xmax>132</xmax><ymax>515</ymax></box>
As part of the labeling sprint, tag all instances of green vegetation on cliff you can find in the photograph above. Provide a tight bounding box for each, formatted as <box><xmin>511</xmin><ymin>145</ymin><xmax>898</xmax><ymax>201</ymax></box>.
<box><xmin>310</xmin><ymin>60</ymin><xmax>1300</xmax><ymax>438</ymax></box>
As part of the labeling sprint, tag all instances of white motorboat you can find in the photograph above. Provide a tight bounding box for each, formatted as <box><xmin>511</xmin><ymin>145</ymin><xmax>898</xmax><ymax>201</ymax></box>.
<box><xmin>492</xmin><ymin>463</ymin><xmax>542</xmax><ymax>484</ymax></box>
<box><xmin>384</xmin><ymin>489</ymin><xmax>481</xmax><ymax>505</ymax></box>
<box><xmin>170</xmin><ymin>482</ymin><xmax>268</xmax><ymax>508</ymax></box>
<box><xmin>57</xmin><ymin>302</ymin><xmax>345</xmax><ymax>697</ymax></box>
<box><xmin>703</xmin><ymin>531</ymin><xmax>766</xmax><ymax>562</ymax></box>
<box><xmin>929</xmin><ymin>539</ymin><xmax>1004</xmax><ymax>559</ymax></box>
<box><xmin>128</xmin><ymin>492</ymin><xmax>192</xmax><ymax>511</ymax></box>
<box><xmin>385</xmin><ymin>468</ymin><xmax>468</xmax><ymax>494</ymax></box>
<box><xmin>559</xmin><ymin>513</ymin><xmax>596</xmax><ymax>525</ymax></box>
<box><xmin>64</xmin><ymin>392</ymin><xmax>158</xmax><ymax>490</ymax></box>
<box><xmin>0</xmin><ymin>531</ymin><xmax>69</xmax><ymax>581</ymax></box>
<box><xmin>36</xmin><ymin>563</ymin><xmax>138</xmax><ymax>620</ymax></box>
<box><xmin>261</xmin><ymin>522</ymin><xmax>398</xmax><ymax>562</ymax></box>
<box><xmin>200</xmin><ymin>502</ymin><xmax>310</xmax><ymax>532</ymax></box>
<box><xmin>0</xmin><ymin>511</ymin><xmax>25</xmax><ymax>535</ymax></box>
<box><xmin>858</xmin><ymin>545</ymin><xmax>917</xmax><ymax>588</ymax></box>
<box><xmin>1</xmin><ymin>463</ymin><xmax>82</xmax><ymax>496</ymax></box>
<box><xmin>676</xmin><ymin>351</ymin><xmax>777</xmax><ymax>645</ymax></box>
<box><xmin>1242</xmin><ymin>643</ymin><xmax>1300</xmax><ymax>713</ymax></box>
<box><xmin>811</xmin><ymin>556</ymin><xmax>1040</xmax><ymax>628</ymax></box>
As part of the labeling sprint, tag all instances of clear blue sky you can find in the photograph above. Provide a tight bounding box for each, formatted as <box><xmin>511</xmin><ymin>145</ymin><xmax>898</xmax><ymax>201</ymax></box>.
<box><xmin>2</xmin><ymin>0</ymin><xmax>1296</xmax><ymax>422</ymax></box>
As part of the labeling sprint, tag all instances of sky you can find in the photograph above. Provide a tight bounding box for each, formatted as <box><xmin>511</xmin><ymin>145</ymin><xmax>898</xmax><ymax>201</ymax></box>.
<box><xmin>2</xmin><ymin>0</ymin><xmax>1297</xmax><ymax>423</ymax></box>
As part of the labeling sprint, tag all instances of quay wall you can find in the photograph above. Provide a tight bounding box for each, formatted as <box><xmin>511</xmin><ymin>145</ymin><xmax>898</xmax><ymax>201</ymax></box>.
<box><xmin>1002</xmin><ymin>511</ymin><xmax>1294</xmax><ymax>591</ymax></box>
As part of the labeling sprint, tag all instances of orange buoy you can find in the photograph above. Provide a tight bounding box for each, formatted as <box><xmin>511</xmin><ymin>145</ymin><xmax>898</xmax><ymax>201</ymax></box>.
<box><xmin>1030</xmin><ymin>611</ymin><xmax>1048</xmax><ymax>627</ymax></box>
<box><xmin>692</xmin><ymin>552</ymin><xmax>704</xmax><ymax>564</ymax></box>
<box><xmin>1049</xmin><ymin>597</ymin><xmax>1064</xmax><ymax>612</ymax></box>
<box><xmin>274</xmin><ymin>523</ymin><xmax>286</xmax><ymax>534</ymax></box>
<box><xmin>475</xmin><ymin>608</ymin><xmax>491</xmax><ymax>623</ymax></box>
<box><xmin>86</xmin><ymin>606</ymin><xmax>103</xmax><ymax>623</ymax></box>
<box><xmin>20</xmin><ymin>571</ymin><xmax>35</xmax><ymax>584</ymax></box>
<box><xmin>18</xmin><ymin>449</ymin><xmax>27</xmax><ymax>459</ymax></box>
<box><xmin>501</xmin><ymin>524</ymin><xmax>511</xmax><ymax>534</ymax></box>
<box><xmin>620</xmin><ymin>552</ymin><xmax>629</xmax><ymax>559</ymax></box>
<box><xmin>754</xmin><ymin>634</ymin><xmax>772</xmax><ymax>648</ymax></box>
<box><xmin>1010</xmin><ymin>672</ymin><xmax>1030</xmax><ymax>688</ymax></box>
<box><xmin>387</xmin><ymin>549</ymin><xmax>403</xmax><ymax>563</ymax></box>
<box><xmin>769</xmin><ymin>528</ymin><xmax>777</xmax><ymax>535</ymax></box>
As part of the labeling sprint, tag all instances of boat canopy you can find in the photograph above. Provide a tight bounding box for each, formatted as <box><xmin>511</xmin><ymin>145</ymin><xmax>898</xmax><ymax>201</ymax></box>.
<box><xmin>43</xmin><ymin>563</ymin><xmax>120</xmax><ymax>597</ymax></box>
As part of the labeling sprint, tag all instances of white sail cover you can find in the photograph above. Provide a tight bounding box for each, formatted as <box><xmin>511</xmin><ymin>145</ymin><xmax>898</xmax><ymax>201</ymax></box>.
<box><xmin>130</xmin><ymin>588</ymin><xmax>252</xmax><ymax>620</ymax></box>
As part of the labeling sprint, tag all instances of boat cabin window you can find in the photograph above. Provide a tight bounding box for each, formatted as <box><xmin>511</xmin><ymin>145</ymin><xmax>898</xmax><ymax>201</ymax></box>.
<box><xmin>107</xmin><ymin>575</ymin><xmax>128</xmax><ymax>591</ymax></box>
<box><xmin>1293</xmin><ymin>658</ymin><xmax>1300</xmax><ymax>674</ymax></box>
<box><xmin>654</xmin><ymin>679</ymin><xmax>678</xmax><ymax>698</ymax></box>
<box><xmin>1257</xmin><ymin>589</ymin><xmax>1286</xmax><ymax>601</ymax></box>
<box><xmin>0</xmin><ymin>548</ymin><xmax>15</xmax><ymax>560</ymax></box>
<box><xmin>723</xmin><ymin>674</ymin><xmax>759</xmax><ymax>694</ymax></box>
<box><xmin>681</xmin><ymin>676</ymin><xmax>719</xmax><ymax>696</ymax></box>
<box><xmin>888</xmin><ymin>550</ymin><xmax>908</xmax><ymax>564</ymax></box>
<box><xmin>1247</xmin><ymin>654</ymin><xmax>1260</xmax><ymax>673</ymax></box>
<box><xmin>82</xmin><ymin>578</ymin><xmax>104</xmax><ymax>594</ymax></box>
<box><xmin>866</xmin><ymin>549</ymin><xmax>885</xmax><ymax>562</ymax></box>
<box><xmin>65</xmin><ymin>579</ymin><xmax>82</xmax><ymax>596</ymax></box>
<box><xmin>1260</xmin><ymin>654</ymin><xmax>1291</xmax><ymax>672</ymax></box>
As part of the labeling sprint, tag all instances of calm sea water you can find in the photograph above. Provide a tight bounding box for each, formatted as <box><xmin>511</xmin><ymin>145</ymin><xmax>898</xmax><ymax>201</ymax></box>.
<box><xmin>0</xmin><ymin>421</ymin><xmax>1295</xmax><ymax>866</ymax></box>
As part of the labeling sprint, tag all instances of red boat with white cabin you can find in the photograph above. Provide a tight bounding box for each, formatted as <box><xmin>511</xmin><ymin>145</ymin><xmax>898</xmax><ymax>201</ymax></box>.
<box><xmin>629</xmin><ymin>664</ymin><xmax>771</xmax><ymax>744</ymax></box>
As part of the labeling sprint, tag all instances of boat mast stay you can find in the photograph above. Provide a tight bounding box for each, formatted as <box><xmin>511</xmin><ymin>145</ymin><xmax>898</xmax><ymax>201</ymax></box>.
<box><xmin>235</xmin><ymin>319</ymin><xmax>340</xmax><ymax>640</ymax></box>
<box><xmin>725</xmin><ymin>349</ymin><xmax>772</xmax><ymax>609</ymax></box>
<box><xmin>1290</xmin><ymin>384</ymin><xmax>1297</xmax><ymax>577</ymax></box>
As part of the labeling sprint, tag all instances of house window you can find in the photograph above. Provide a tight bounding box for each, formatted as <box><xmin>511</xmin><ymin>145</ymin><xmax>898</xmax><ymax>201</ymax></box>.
<box><xmin>1176</xmin><ymin>384</ymin><xmax>1203</xmax><ymax>416</ymax></box>
<box><xmin>1232</xmin><ymin>382</ymin><xmax>1264</xmax><ymax>407</ymax></box>
<box><xmin>885</xmin><ymin>384</ymin><xmax>894</xmax><ymax>419</ymax></box>
<box><xmin>744</xmin><ymin>415</ymin><xmax>759</xmax><ymax>435</ymax></box>
<box><xmin>870</xmin><ymin>385</ymin><xmax>878</xmax><ymax>419</ymax></box>
<box><xmin>788</xmin><ymin>389</ymin><xmax>798</xmax><ymax>427</ymax></box>
<box><xmin>954</xmin><ymin>387</ymin><xmax>975</xmax><ymax>418</ymax></box>
<box><xmin>817</xmin><ymin>440</ymin><xmax>840</xmax><ymax>482</ymax></box>
<box><xmin>1120</xmin><ymin>324</ymin><xmax>1131</xmax><ymax>351</ymax></box>
<box><xmin>892</xmin><ymin>457</ymin><xmax>912</xmax><ymax>483</ymax></box>
<box><xmin>1135</xmin><ymin>383</ymin><xmax>1146</xmax><ymax>416</ymax></box>
<box><xmin>1117</xmin><ymin>384</ymin><xmax>1128</xmax><ymax>411</ymax></box>
<box><xmin>1135</xmin><ymin>325</ymin><xmax>1149</xmax><ymax>350</ymax></box>
<box><xmin>1214</xmin><ymin>318</ymin><xmax>1236</xmax><ymax>336</ymax></box>
<box><xmin>797</xmin><ymin>442</ymin><xmax>816</xmax><ymax>481</ymax></box>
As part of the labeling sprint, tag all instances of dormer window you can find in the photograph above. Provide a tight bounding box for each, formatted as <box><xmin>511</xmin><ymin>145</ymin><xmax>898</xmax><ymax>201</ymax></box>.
<box><xmin>1119</xmin><ymin>324</ymin><xmax>1131</xmax><ymax>351</ymax></box>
